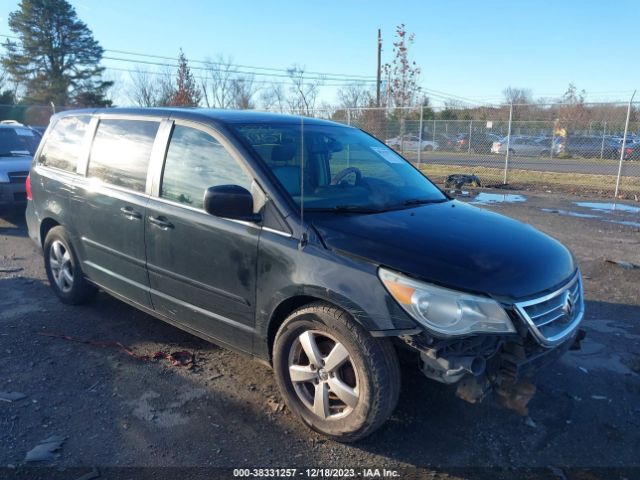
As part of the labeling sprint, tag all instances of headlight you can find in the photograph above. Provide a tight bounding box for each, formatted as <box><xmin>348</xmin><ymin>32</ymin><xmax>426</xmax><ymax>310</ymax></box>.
<box><xmin>378</xmin><ymin>267</ymin><xmax>515</xmax><ymax>336</ymax></box>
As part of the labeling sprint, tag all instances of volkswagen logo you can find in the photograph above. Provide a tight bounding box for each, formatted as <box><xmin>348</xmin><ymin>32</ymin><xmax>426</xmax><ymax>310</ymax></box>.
<box><xmin>560</xmin><ymin>290</ymin><xmax>574</xmax><ymax>320</ymax></box>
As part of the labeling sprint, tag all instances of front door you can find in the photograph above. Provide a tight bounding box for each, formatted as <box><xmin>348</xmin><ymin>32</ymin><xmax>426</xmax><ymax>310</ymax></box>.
<box><xmin>145</xmin><ymin>121</ymin><xmax>260</xmax><ymax>352</ymax></box>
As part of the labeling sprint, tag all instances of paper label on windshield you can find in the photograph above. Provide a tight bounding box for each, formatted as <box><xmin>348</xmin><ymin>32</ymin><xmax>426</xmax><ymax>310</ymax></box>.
<box><xmin>371</xmin><ymin>146</ymin><xmax>404</xmax><ymax>163</ymax></box>
<box><xmin>15</xmin><ymin>128</ymin><xmax>35</xmax><ymax>137</ymax></box>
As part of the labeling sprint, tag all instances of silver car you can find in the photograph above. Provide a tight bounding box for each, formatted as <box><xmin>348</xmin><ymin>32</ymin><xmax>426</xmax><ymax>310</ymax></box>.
<box><xmin>491</xmin><ymin>136</ymin><xmax>551</xmax><ymax>156</ymax></box>
<box><xmin>0</xmin><ymin>122</ymin><xmax>40</xmax><ymax>209</ymax></box>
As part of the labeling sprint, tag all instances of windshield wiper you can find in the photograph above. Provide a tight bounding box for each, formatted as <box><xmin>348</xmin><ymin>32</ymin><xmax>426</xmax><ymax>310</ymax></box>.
<box><xmin>401</xmin><ymin>198</ymin><xmax>449</xmax><ymax>206</ymax></box>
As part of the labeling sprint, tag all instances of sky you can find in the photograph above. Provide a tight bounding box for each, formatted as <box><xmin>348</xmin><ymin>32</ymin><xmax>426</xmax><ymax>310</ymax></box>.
<box><xmin>1</xmin><ymin>0</ymin><xmax>639</xmax><ymax>107</ymax></box>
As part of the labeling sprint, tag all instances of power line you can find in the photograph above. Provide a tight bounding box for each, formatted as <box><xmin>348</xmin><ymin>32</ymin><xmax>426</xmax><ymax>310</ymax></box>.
<box><xmin>0</xmin><ymin>33</ymin><xmax>376</xmax><ymax>83</ymax></box>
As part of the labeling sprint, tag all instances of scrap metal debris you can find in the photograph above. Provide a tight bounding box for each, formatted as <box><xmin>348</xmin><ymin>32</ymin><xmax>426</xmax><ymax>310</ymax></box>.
<box><xmin>25</xmin><ymin>435</ymin><xmax>66</xmax><ymax>462</ymax></box>
<box><xmin>494</xmin><ymin>379</ymin><xmax>537</xmax><ymax>416</ymax></box>
<box><xmin>444</xmin><ymin>174</ymin><xmax>482</xmax><ymax>190</ymax></box>
<box><xmin>605</xmin><ymin>259</ymin><xmax>639</xmax><ymax>270</ymax></box>
<box><xmin>36</xmin><ymin>332</ymin><xmax>195</xmax><ymax>368</ymax></box>
<box><xmin>0</xmin><ymin>391</ymin><xmax>27</xmax><ymax>402</ymax></box>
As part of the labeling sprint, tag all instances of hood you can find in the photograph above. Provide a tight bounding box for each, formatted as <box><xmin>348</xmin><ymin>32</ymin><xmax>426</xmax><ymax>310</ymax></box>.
<box><xmin>311</xmin><ymin>201</ymin><xmax>575</xmax><ymax>301</ymax></box>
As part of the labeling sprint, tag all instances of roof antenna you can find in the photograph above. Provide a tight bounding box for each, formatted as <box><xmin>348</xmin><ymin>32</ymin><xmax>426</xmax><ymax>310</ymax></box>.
<box><xmin>298</xmin><ymin>115</ymin><xmax>308</xmax><ymax>249</ymax></box>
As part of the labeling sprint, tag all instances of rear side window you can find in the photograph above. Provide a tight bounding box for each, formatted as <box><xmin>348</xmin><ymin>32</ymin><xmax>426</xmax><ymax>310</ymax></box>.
<box><xmin>160</xmin><ymin>125</ymin><xmax>252</xmax><ymax>209</ymax></box>
<box><xmin>88</xmin><ymin>119</ymin><xmax>159</xmax><ymax>192</ymax></box>
<box><xmin>39</xmin><ymin>116</ymin><xmax>90</xmax><ymax>172</ymax></box>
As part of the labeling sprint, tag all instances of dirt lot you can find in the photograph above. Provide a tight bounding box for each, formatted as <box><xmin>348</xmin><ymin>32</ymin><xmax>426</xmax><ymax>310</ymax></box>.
<box><xmin>1</xmin><ymin>191</ymin><xmax>639</xmax><ymax>478</ymax></box>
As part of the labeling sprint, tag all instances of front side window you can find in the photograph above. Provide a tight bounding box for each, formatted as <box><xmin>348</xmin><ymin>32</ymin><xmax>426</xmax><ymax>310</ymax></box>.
<box><xmin>161</xmin><ymin>124</ymin><xmax>252</xmax><ymax>209</ymax></box>
<box><xmin>38</xmin><ymin>116</ymin><xmax>90</xmax><ymax>172</ymax></box>
<box><xmin>88</xmin><ymin>119</ymin><xmax>159</xmax><ymax>192</ymax></box>
<box><xmin>233</xmin><ymin>123</ymin><xmax>446</xmax><ymax>211</ymax></box>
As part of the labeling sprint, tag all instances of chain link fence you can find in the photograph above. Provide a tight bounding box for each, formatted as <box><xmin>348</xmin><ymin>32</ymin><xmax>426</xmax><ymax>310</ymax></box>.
<box><xmin>335</xmin><ymin>103</ymin><xmax>640</xmax><ymax>200</ymax></box>
<box><xmin>2</xmin><ymin>101</ymin><xmax>639</xmax><ymax>200</ymax></box>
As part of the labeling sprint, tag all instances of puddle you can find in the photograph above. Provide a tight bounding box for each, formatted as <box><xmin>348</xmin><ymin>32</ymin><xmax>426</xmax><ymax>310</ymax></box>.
<box><xmin>575</xmin><ymin>202</ymin><xmax>640</xmax><ymax>214</ymax></box>
<box><xmin>470</xmin><ymin>193</ymin><xmax>527</xmax><ymax>205</ymax></box>
<box><xmin>542</xmin><ymin>201</ymin><xmax>640</xmax><ymax>228</ymax></box>
<box><xmin>541</xmin><ymin>209</ymin><xmax>599</xmax><ymax>219</ymax></box>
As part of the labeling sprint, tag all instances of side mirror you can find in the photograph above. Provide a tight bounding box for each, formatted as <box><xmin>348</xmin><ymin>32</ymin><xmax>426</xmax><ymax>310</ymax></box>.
<box><xmin>203</xmin><ymin>185</ymin><xmax>261</xmax><ymax>222</ymax></box>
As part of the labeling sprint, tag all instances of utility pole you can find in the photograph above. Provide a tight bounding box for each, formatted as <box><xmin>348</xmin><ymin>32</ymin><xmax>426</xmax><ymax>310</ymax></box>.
<box><xmin>376</xmin><ymin>28</ymin><xmax>382</xmax><ymax>107</ymax></box>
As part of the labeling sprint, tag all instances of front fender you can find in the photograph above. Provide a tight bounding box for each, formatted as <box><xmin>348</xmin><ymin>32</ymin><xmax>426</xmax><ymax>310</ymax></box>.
<box><xmin>253</xmin><ymin>232</ymin><xmax>418</xmax><ymax>360</ymax></box>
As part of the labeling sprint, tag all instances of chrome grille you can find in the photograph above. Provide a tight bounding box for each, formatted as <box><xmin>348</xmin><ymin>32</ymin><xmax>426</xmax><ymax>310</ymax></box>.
<box><xmin>514</xmin><ymin>272</ymin><xmax>584</xmax><ymax>346</ymax></box>
<box><xmin>8</xmin><ymin>171</ymin><xmax>29</xmax><ymax>184</ymax></box>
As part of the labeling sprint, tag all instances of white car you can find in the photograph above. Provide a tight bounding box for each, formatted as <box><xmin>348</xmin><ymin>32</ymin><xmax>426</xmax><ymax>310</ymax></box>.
<box><xmin>386</xmin><ymin>134</ymin><xmax>439</xmax><ymax>151</ymax></box>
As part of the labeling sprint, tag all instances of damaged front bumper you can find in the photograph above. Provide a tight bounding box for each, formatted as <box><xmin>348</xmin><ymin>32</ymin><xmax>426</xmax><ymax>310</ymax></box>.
<box><xmin>399</xmin><ymin>271</ymin><xmax>587</xmax><ymax>415</ymax></box>
<box><xmin>400</xmin><ymin>323</ymin><xmax>586</xmax><ymax>416</ymax></box>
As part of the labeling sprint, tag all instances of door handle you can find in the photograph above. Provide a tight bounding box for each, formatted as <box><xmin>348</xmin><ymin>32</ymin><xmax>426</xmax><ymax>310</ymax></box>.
<box><xmin>149</xmin><ymin>216</ymin><xmax>174</xmax><ymax>230</ymax></box>
<box><xmin>120</xmin><ymin>207</ymin><xmax>142</xmax><ymax>220</ymax></box>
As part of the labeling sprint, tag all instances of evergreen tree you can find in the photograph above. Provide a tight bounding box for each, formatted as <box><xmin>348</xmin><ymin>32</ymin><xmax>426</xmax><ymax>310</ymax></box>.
<box><xmin>2</xmin><ymin>0</ymin><xmax>112</xmax><ymax>106</ymax></box>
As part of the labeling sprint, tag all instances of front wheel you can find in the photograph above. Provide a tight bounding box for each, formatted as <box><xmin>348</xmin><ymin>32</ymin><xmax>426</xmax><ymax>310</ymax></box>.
<box><xmin>273</xmin><ymin>302</ymin><xmax>400</xmax><ymax>442</ymax></box>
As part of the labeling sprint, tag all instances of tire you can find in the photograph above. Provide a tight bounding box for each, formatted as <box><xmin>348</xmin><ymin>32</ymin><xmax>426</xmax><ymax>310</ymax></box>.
<box><xmin>43</xmin><ymin>226</ymin><xmax>96</xmax><ymax>304</ymax></box>
<box><xmin>273</xmin><ymin>302</ymin><xmax>400</xmax><ymax>442</ymax></box>
<box><xmin>423</xmin><ymin>145</ymin><xmax>433</xmax><ymax>152</ymax></box>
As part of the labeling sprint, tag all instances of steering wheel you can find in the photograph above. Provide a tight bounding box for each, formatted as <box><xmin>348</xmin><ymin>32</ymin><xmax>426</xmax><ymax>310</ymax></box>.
<box><xmin>330</xmin><ymin>166</ymin><xmax>362</xmax><ymax>186</ymax></box>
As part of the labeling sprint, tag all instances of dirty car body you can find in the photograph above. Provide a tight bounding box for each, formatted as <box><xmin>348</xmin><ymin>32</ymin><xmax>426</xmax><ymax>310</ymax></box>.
<box><xmin>25</xmin><ymin>108</ymin><xmax>585</xmax><ymax>440</ymax></box>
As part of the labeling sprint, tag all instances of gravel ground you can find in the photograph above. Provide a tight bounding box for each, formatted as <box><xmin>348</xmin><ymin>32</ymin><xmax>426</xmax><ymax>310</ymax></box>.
<box><xmin>1</xmin><ymin>191</ymin><xmax>639</xmax><ymax>478</ymax></box>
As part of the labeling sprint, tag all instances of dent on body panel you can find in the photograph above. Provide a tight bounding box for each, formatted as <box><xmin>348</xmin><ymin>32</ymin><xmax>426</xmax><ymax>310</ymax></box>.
<box><xmin>256</xmin><ymin>234</ymin><xmax>415</xmax><ymax>342</ymax></box>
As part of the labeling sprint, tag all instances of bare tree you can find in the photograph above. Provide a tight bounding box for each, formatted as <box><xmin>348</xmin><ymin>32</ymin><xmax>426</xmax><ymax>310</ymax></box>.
<box><xmin>230</xmin><ymin>76</ymin><xmax>257</xmax><ymax>109</ymax></box>
<box><xmin>286</xmin><ymin>64</ymin><xmax>323</xmax><ymax>115</ymax></box>
<box><xmin>502</xmin><ymin>86</ymin><xmax>533</xmax><ymax>120</ymax></box>
<box><xmin>259</xmin><ymin>84</ymin><xmax>287</xmax><ymax>112</ymax></box>
<box><xmin>128</xmin><ymin>66</ymin><xmax>174</xmax><ymax>107</ymax></box>
<box><xmin>558</xmin><ymin>83</ymin><xmax>588</xmax><ymax>131</ymax></box>
<box><xmin>201</xmin><ymin>55</ymin><xmax>237</xmax><ymax>108</ymax></box>
<box><xmin>502</xmin><ymin>87</ymin><xmax>532</xmax><ymax>105</ymax></box>
<box><xmin>337</xmin><ymin>82</ymin><xmax>373</xmax><ymax>109</ymax></box>
<box><xmin>128</xmin><ymin>68</ymin><xmax>158</xmax><ymax>107</ymax></box>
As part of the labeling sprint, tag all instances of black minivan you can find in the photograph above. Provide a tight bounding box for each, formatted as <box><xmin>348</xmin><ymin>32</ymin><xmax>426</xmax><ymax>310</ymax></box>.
<box><xmin>26</xmin><ymin>108</ymin><xmax>584</xmax><ymax>441</ymax></box>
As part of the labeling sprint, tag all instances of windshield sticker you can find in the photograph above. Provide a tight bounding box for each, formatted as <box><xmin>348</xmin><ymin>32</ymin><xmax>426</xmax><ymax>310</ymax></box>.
<box><xmin>370</xmin><ymin>146</ymin><xmax>404</xmax><ymax>164</ymax></box>
<box><xmin>15</xmin><ymin>128</ymin><xmax>35</xmax><ymax>137</ymax></box>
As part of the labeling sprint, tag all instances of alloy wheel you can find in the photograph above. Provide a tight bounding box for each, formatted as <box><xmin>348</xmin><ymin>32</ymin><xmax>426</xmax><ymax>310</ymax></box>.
<box><xmin>49</xmin><ymin>240</ymin><xmax>74</xmax><ymax>293</ymax></box>
<box><xmin>287</xmin><ymin>330</ymin><xmax>359</xmax><ymax>420</ymax></box>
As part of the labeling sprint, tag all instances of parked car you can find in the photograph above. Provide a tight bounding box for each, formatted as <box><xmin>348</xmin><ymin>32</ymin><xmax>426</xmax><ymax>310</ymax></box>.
<box><xmin>617</xmin><ymin>141</ymin><xmax>640</xmax><ymax>160</ymax></box>
<box><xmin>491</xmin><ymin>136</ymin><xmax>551</xmax><ymax>156</ymax></box>
<box><xmin>0</xmin><ymin>122</ymin><xmax>41</xmax><ymax>209</ymax></box>
<box><xmin>386</xmin><ymin>134</ymin><xmax>438</xmax><ymax>151</ymax></box>
<box><xmin>456</xmin><ymin>133</ymin><xmax>500</xmax><ymax>154</ymax></box>
<box><xmin>26</xmin><ymin>108</ymin><xmax>585</xmax><ymax>441</ymax></box>
<box><xmin>553</xmin><ymin>136</ymin><xmax>619</xmax><ymax>158</ymax></box>
<box><xmin>423</xmin><ymin>132</ymin><xmax>457</xmax><ymax>151</ymax></box>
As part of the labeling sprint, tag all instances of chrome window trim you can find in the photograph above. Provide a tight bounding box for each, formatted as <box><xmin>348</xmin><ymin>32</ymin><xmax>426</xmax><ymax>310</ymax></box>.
<box><xmin>514</xmin><ymin>270</ymin><xmax>584</xmax><ymax>347</ymax></box>
<box><xmin>148</xmin><ymin>195</ymin><xmax>262</xmax><ymax>231</ymax></box>
<box><xmin>262</xmin><ymin>226</ymin><xmax>293</xmax><ymax>238</ymax></box>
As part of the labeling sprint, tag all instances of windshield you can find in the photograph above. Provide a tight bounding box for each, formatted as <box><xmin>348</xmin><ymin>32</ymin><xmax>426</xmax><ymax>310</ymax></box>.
<box><xmin>233</xmin><ymin>122</ymin><xmax>447</xmax><ymax>211</ymax></box>
<box><xmin>0</xmin><ymin>127</ymin><xmax>40</xmax><ymax>157</ymax></box>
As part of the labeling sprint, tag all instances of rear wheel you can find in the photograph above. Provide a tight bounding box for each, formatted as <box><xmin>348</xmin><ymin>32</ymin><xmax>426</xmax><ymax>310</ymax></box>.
<box><xmin>273</xmin><ymin>302</ymin><xmax>400</xmax><ymax>442</ymax></box>
<box><xmin>44</xmin><ymin>226</ymin><xmax>96</xmax><ymax>304</ymax></box>
<box><xmin>423</xmin><ymin>145</ymin><xmax>433</xmax><ymax>152</ymax></box>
